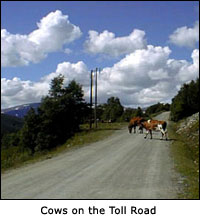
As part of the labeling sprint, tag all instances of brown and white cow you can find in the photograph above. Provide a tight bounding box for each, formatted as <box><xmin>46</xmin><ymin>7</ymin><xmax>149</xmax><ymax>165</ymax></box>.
<box><xmin>128</xmin><ymin>117</ymin><xmax>145</xmax><ymax>134</ymax></box>
<box><xmin>141</xmin><ymin>119</ymin><xmax>168</xmax><ymax>140</ymax></box>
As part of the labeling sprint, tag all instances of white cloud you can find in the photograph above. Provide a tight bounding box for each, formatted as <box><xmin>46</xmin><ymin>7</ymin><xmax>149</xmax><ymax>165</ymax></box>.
<box><xmin>94</xmin><ymin>47</ymin><xmax>199</xmax><ymax>107</ymax></box>
<box><xmin>1</xmin><ymin>61</ymin><xmax>90</xmax><ymax>109</ymax></box>
<box><xmin>1</xmin><ymin>77</ymin><xmax>42</xmax><ymax>108</ymax></box>
<box><xmin>95</xmin><ymin>45</ymin><xmax>174</xmax><ymax>106</ymax></box>
<box><xmin>99</xmin><ymin>45</ymin><xmax>171</xmax><ymax>86</ymax></box>
<box><xmin>148</xmin><ymin>69</ymin><xmax>169</xmax><ymax>80</ymax></box>
<box><xmin>1</xmin><ymin>29</ymin><xmax>45</xmax><ymax>67</ymax></box>
<box><xmin>41</xmin><ymin>61</ymin><xmax>89</xmax><ymax>87</ymax></box>
<box><xmin>134</xmin><ymin>82</ymin><xmax>177</xmax><ymax>106</ymax></box>
<box><xmin>28</xmin><ymin>10</ymin><xmax>81</xmax><ymax>52</ymax></box>
<box><xmin>169</xmin><ymin>21</ymin><xmax>199</xmax><ymax>48</ymax></box>
<box><xmin>1</xmin><ymin>77</ymin><xmax>24</xmax><ymax>96</ymax></box>
<box><xmin>176</xmin><ymin>49</ymin><xmax>199</xmax><ymax>82</ymax></box>
<box><xmin>84</xmin><ymin>29</ymin><xmax>147</xmax><ymax>57</ymax></box>
<box><xmin>1</xmin><ymin>47</ymin><xmax>199</xmax><ymax>109</ymax></box>
<box><xmin>1</xmin><ymin>10</ymin><xmax>82</xmax><ymax>67</ymax></box>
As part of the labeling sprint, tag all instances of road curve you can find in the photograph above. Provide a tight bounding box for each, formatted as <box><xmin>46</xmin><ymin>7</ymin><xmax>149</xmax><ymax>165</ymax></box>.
<box><xmin>1</xmin><ymin>112</ymin><xmax>179</xmax><ymax>199</ymax></box>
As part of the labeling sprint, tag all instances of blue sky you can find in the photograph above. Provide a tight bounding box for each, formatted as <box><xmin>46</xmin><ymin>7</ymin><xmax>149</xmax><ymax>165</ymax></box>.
<box><xmin>1</xmin><ymin>1</ymin><xmax>199</xmax><ymax>108</ymax></box>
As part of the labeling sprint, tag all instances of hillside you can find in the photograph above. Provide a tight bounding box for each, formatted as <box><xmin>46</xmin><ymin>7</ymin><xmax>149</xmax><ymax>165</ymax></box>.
<box><xmin>1</xmin><ymin>114</ymin><xmax>24</xmax><ymax>137</ymax></box>
<box><xmin>169</xmin><ymin>112</ymin><xmax>199</xmax><ymax>199</ymax></box>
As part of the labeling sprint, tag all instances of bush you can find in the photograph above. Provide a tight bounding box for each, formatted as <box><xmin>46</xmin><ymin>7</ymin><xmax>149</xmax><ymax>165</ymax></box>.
<box><xmin>1</xmin><ymin>146</ymin><xmax>30</xmax><ymax>169</ymax></box>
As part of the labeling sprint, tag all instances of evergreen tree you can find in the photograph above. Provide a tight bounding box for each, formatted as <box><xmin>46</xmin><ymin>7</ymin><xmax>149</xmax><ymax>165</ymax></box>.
<box><xmin>20</xmin><ymin>108</ymin><xmax>40</xmax><ymax>155</ymax></box>
<box><xmin>170</xmin><ymin>78</ymin><xmax>199</xmax><ymax>121</ymax></box>
<box><xmin>49</xmin><ymin>74</ymin><xmax>65</xmax><ymax>98</ymax></box>
<box><xmin>102</xmin><ymin>97</ymin><xmax>124</xmax><ymax>122</ymax></box>
<box><xmin>20</xmin><ymin>75</ymin><xmax>89</xmax><ymax>153</ymax></box>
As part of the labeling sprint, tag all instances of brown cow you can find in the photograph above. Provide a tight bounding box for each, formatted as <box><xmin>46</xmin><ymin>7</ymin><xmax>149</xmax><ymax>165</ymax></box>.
<box><xmin>141</xmin><ymin>119</ymin><xmax>168</xmax><ymax>140</ymax></box>
<box><xmin>128</xmin><ymin>117</ymin><xmax>145</xmax><ymax>134</ymax></box>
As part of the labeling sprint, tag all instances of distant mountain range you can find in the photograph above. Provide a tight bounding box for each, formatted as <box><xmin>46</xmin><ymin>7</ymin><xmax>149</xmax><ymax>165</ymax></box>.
<box><xmin>1</xmin><ymin>103</ymin><xmax>41</xmax><ymax>118</ymax></box>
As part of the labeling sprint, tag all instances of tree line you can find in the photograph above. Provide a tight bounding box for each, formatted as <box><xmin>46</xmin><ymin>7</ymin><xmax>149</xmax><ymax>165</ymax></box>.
<box><xmin>170</xmin><ymin>78</ymin><xmax>199</xmax><ymax>121</ymax></box>
<box><xmin>2</xmin><ymin>75</ymin><xmax>199</xmax><ymax>155</ymax></box>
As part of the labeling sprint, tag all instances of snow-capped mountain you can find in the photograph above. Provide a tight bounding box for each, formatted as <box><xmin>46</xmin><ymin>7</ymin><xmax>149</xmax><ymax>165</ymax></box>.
<box><xmin>1</xmin><ymin>103</ymin><xmax>41</xmax><ymax>118</ymax></box>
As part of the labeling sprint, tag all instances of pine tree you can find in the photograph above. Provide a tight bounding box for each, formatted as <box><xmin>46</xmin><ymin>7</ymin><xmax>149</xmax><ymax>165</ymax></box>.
<box><xmin>20</xmin><ymin>108</ymin><xmax>40</xmax><ymax>155</ymax></box>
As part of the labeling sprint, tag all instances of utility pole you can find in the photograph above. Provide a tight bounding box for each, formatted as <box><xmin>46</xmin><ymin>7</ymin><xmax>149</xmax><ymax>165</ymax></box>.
<box><xmin>90</xmin><ymin>68</ymin><xmax>100</xmax><ymax>129</ymax></box>
<box><xmin>90</xmin><ymin>70</ymin><xmax>93</xmax><ymax>129</ymax></box>
<box><xmin>94</xmin><ymin>68</ymin><xmax>98</xmax><ymax>128</ymax></box>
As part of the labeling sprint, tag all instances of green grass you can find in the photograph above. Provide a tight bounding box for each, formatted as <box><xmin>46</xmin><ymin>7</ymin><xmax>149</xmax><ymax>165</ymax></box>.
<box><xmin>1</xmin><ymin>147</ymin><xmax>31</xmax><ymax>171</ymax></box>
<box><xmin>1</xmin><ymin>122</ymin><xmax>127</xmax><ymax>172</ymax></box>
<box><xmin>41</xmin><ymin>122</ymin><xmax>127</xmax><ymax>156</ymax></box>
<box><xmin>168</xmin><ymin>120</ymin><xmax>199</xmax><ymax>199</ymax></box>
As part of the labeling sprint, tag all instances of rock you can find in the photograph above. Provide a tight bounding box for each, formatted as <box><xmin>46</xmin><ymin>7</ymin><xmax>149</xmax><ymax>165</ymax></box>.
<box><xmin>176</xmin><ymin>112</ymin><xmax>199</xmax><ymax>135</ymax></box>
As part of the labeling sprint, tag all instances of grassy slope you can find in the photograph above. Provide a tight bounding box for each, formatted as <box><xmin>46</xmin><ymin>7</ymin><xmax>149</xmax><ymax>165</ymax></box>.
<box><xmin>168</xmin><ymin>119</ymin><xmax>199</xmax><ymax>199</ymax></box>
<box><xmin>1</xmin><ymin>122</ymin><xmax>127</xmax><ymax>172</ymax></box>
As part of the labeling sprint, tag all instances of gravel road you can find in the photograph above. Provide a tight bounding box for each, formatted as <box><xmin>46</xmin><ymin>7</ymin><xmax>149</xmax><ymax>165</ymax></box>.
<box><xmin>1</xmin><ymin>112</ymin><xmax>179</xmax><ymax>199</ymax></box>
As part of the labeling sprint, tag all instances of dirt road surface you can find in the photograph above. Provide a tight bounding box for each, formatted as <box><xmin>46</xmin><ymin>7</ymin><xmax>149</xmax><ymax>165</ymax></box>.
<box><xmin>1</xmin><ymin>112</ymin><xmax>179</xmax><ymax>199</ymax></box>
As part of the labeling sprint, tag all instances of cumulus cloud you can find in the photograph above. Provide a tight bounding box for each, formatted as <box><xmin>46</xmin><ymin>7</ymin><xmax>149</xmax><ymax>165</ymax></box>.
<box><xmin>169</xmin><ymin>21</ymin><xmax>199</xmax><ymax>48</ymax></box>
<box><xmin>1</xmin><ymin>77</ymin><xmax>43</xmax><ymax>108</ymax></box>
<box><xmin>99</xmin><ymin>45</ymin><xmax>171</xmax><ymax>87</ymax></box>
<box><xmin>84</xmin><ymin>29</ymin><xmax>147</xmax><ymax>57</ymax></box>
<box><xmin>41</xmin><ymin>61</ymin><xmax>89</xmax><ymax>87</ymax></box>
<box><xmin>28</xmin><ymin>10</ymin><xmax>81</xmax><ymax>52</ymax></box>
<box><xmin>1</xmin><ymin>29</ymin><xmax>45</xmax><ymax>66</ymax></box>
<box><xmin>1</xmin><ymin>10</ymin><xmax>82</xmax><ymax>67</ymax></box>
<box><xmin>94</xmin><ymin>47</ymin><xmax>199</xmax><ymax>107</ymax></box>
<box><xmin>1</xmin><ymin>61</ymin><xmax>89</xmax><ymax>108</ymax></box>
<box><xmin>1</xmin><ymin>47</ymin><xmax>199</xmax><ymax>109</ymax></box>
<box><xmin>176</xmin><ymin>49</ymin><xmax>199</xmax><ymax>82</ymax></box>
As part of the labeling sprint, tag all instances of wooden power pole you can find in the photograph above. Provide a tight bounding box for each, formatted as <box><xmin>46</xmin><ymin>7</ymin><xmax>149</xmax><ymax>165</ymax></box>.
<box><xmin>94</xmin><ymin>68</ymin><xmax>98</xmax><ymax>128</ymax></box>
<box><xmin>90</xmin><ymin>70</ymin><xmax>93</xmax><ymax>129</ymax></box>
<box><xmin>90</xmin><ymin>68</ymin><xmax>100</xmax><ymax>129</ymax></box>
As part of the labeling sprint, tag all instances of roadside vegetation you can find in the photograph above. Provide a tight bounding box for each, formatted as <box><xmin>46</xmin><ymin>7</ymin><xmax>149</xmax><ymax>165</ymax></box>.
<box><xmin>168</xmin><ymin>116</ymin><xmax>199</xmax><ymax>199</ymax></box>
<box><xmin>169</xmin><ymin>78</ymin><xmax>199</xmax><ymax>199</ymax></box>
<box><xmin>1</xmin><ymin>121</ymin><xmax>126</xmax><ymax>172</ymax></box>
<box><xmin>170</xmin><ymin>78</ymin><xmax>199</xmax><ymax>121</ymax></box>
